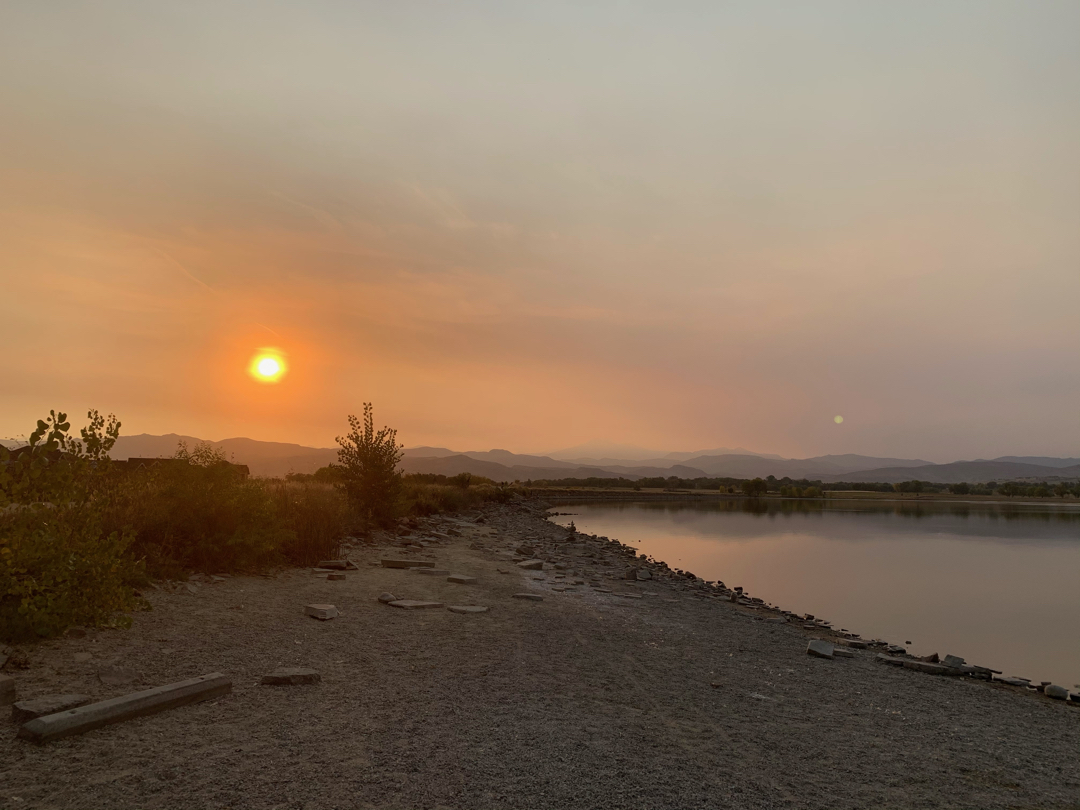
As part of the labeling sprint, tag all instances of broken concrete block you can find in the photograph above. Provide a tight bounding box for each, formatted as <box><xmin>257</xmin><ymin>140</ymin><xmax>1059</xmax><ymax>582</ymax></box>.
<box><xmin>327</xmin><ymin>573</ymin><xmax>346</xmax><ymax>581</ymax></box>
<box><xmin>261</xmin><ymin>668</ymin><xmax>321</xmax><ymax>686</ymax></box>
<box><xmin>447</xmin><ymin>605</ymin><xmax>490</xmax><ymax>614</ymax></box>
<box><xmin>447</xmin><ymin>574</ymin><xmax>477</xmax><ymax>584</ymax></box>
<box><xmin>1</xmin><ymin>674</ymin><xmax>16</xmax><ymax>707</ymax></box>
<box><xmin>381</xmin><ymin>559</ymin><xmax>435</xmax><ymax>569</ymax></box>
<box><xmin>517</xmin><ymin>560</ymin><xmax>544</xmax><ymax>570</ymax></box>
<box><xmin>903</xmin><ymin>660</ymin><xmax>962</xmax><ymax>675</ymax></box>
<box><xmin>11</xmin><ymin>694</ymin><xmax>91</xmax><ymax>724</ymax></box>
<box><xmin>414</xmin><ymin>568</ymin><xmax>451</xmax><ymax>576</ymax></box>
<box><xmin>876</xmin><ymin>654</ymin><xmax>906</xmax><ymax>665</ymax></box>
<box><xmin>304</xmin><ymin>604</ymin><xmax>339</xmax><ymax>620</ymax></box>
<box><xmin>941</xmin><ymin>654</ymin><xmax>965</xmax><ymax>669</ymax></box>
<box><xmin>996</xmin><ymin>676</ymin><xmax>1033</xmax><ymax>687</ymax></box>
<box><xmin>18</xmin><ymin>673</ymin><xmax>231</xmax><ymax>744</ymax></box>
<box><xmin>1044</xmin><ymin>684</ymin><xmax>1069</xmax><ymax>700</ymax></box>
<box><xmin>512</xmin><ymin>593</ymin><xmax>543</xmax><ymax>601</ymax></box>
<box><xmin>806</xmin><ymin>640</ymin><xmax>835</xmax><ymax>659</ymax></box>
<box><xmin>387</xmin><ymin>600</ymin><xmax>444</xmax><ymax>610</ymax></box>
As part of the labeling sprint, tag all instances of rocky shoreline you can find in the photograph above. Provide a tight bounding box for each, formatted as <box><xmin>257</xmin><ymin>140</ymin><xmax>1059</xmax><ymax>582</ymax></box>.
<box><xmin>1</xmin><ymin>498</ymin><xmax>1078</xmax><ymax>809</ymax></box>
<box><xmin>538</xmin><ymin>507</ymin><xmax>1078</xmax><ymax>704</ymax></box>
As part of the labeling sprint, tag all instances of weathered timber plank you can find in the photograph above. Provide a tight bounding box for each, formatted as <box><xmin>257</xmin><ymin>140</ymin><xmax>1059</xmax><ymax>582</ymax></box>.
<box><xmin>18</xmin><ymin>672</ymin><xmax>231</xmax><ymax>744</ymax></box>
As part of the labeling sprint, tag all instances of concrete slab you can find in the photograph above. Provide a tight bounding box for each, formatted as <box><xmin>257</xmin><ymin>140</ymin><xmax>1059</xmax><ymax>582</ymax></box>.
<box><xmin>414</xmin><ymin>569</ymin><xmax>451</xmax><ymax>576</ymax></box>
<box><xmin>17</xmin><ymin>673</ymin><xmax>231</xmax><ymax>744</ymax></box>
<box><xmin>12</xmin><ymin>694</ymin><xmax>91</xmax><ymax>724</ymax></box>
<box><xmin>388</xmin><ymin>600</ymin><xmax>445</xmax><ymax>610</ymax></box>
<box><xmin>304</xmin><ymin>604</ymin><xmax>339</xmax><ymax>620</ymax></box>
<box><xmin>447</xmin><ymin>605</ymin><xmax>490</xmax><ymax>614</ymax></box>
<box><xmin>447</xmin><ymin>574</ymin><xmax>477</xmax><ymax>584</ymax></box>
<box><xmin>806</xmin><ymin>640</ymin><xmax>835</xmax><ymax>659</ymax></box>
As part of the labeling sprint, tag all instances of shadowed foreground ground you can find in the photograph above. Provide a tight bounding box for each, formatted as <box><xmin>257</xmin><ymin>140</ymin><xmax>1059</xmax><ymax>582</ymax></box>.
<box><xmin>3</xmin><ymin>502</ymin><xmax>1078</xmax><ymax>809</ymax></box>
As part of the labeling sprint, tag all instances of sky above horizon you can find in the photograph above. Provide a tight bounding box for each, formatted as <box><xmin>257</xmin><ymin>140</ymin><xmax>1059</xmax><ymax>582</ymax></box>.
<box><xmin>2</xmin><ymin>1</ymin><xmax>1078</xmax><ymax>462</ymax></box>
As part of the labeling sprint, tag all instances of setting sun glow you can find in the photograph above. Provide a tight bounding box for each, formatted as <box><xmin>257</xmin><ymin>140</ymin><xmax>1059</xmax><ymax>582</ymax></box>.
<box><xmin>248</xmin><ymin>350</ymin><xmax>287</xmax><ymax>383</ymax></box>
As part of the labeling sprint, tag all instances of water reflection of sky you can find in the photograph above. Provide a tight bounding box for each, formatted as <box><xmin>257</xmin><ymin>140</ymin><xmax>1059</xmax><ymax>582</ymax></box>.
<box><xmin>549</xmin><ymin>500</ymin><xmax>1080</xmax><ymax>689</ymax></box>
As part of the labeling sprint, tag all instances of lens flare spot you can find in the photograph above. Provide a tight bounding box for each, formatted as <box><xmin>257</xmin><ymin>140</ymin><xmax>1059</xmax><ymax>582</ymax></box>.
<box><xmin>249</xmin><ymin>349</ymin><xmax>287</xmax><ymax>383</ymax></box>
<box><xmin>834</xmin><ymin>415</ymin><xmax>844</xmax><ymax>424</ymax></box>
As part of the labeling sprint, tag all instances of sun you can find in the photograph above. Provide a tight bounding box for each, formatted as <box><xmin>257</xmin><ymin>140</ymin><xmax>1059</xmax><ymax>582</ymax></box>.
<box><xmin>248</xmin><ymin>349</ymin><xmax>287</xmax><ymax>383</ymax></box>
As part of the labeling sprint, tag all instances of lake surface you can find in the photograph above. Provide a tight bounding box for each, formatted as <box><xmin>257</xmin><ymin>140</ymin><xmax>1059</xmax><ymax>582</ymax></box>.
<box><xmin>549</xmin><ymin>499</ymin><xmax>1080</xmax><ymax>689</ymax></box>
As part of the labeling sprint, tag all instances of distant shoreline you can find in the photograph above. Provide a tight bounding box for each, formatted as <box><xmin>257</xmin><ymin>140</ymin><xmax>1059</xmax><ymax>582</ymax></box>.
<box><xmin>528</xmin><ymin>487</ymin><xmax>1080</xmax><ymax>507</ymax></box>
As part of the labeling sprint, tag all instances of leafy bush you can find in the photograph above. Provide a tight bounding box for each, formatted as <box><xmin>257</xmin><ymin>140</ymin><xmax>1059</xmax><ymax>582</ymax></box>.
<box><xmin>122</xmin><ymin>442</ymin><xmax>291</xmax><ymax>576</ymax></box>
<box><xmin>271</xmin><ymin>481</ymin><xmax>352</xmax><ymax>565</ymax></box>
<box><xmin>335</xmin><ymin>403</ymin><xmax>404</xmax><ymax>526</ymax></box>
<box><xmin>0</xmin><ymin>411</ymin><xmax>140</xmax><ymax>641</ymax></box>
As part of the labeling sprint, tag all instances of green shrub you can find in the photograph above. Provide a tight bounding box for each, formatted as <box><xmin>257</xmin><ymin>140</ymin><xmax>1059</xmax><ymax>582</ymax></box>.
<box><xmin>335</xmin><ymin>403</ymin><xmax>403</xmax><ymax>527</ymax></box>
<box><xmin>123</xmin><ymin>442</ymin><xmax>291</xmax><ymax>576</ymax></box>
<box><xmin>271</xmin><ymin>481</ymin><xmax>352</xmax><ymax>565</ymax></box>
<box><xmin>0</xmin><ymin>410</ymin><xmax>140</xmax><ymax>641</ymax></box>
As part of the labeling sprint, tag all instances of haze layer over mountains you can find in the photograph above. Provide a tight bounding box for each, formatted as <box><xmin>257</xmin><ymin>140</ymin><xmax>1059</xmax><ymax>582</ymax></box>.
<box><xmin>52</xmin><ymin>434</ymin><xmax>1080</xmax><ymax>485</ymax></box>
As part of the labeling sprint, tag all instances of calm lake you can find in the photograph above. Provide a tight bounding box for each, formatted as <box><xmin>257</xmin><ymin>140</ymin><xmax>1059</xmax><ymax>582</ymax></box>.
<box><xmin>549</xmin><ymin>499</ymin><xmax>1080</xmax><ymax>689</ymax></box>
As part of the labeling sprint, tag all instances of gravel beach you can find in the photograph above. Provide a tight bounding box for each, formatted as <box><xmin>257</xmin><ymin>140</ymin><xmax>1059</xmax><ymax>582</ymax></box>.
<box><xmin>2</xmin><ymin>500</ymin><xmax>1078</xmax><ymax>809</ymax></box>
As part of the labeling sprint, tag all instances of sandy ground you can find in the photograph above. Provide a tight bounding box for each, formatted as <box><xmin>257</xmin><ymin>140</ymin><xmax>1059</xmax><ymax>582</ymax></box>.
<box><xmin>2</xmin><ymin>501</ymin><xmax>1079</xmax><ymax>810</ymax></box>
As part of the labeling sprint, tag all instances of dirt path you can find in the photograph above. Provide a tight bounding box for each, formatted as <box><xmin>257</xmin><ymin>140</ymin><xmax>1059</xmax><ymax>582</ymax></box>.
<box><xmin>2</xmin><ymin>501</ymin><xmax>1078</xmax><ymax>809</ymax></box>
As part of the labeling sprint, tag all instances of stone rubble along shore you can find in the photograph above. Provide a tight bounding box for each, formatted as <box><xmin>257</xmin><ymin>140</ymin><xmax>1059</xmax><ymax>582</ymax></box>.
<box><xmin>1</xmin><ymin>499</ymin><xmax>1078</xmax><ymax>810</ymax></box>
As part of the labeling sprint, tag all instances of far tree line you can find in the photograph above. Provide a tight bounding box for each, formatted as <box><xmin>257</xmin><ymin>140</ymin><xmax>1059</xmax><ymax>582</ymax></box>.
<box><xmin>516</xmin><ymin>474</ymin><xmax>1080</xmax><ymax>499</ymax></box>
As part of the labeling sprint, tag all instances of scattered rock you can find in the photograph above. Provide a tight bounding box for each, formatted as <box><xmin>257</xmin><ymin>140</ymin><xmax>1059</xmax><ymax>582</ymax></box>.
<box><xmin>98</xmin><ymin>665</ymin><xmax>138</xmax><ymax>686</ymax></box>
<box><xmin>11</xmin><ymin>694</ymin><xmax>91</xmax><ymax>723</ymax></box>
<box><xmin>414</xmin><ymin>569</ymin><xmax>451</xmax><ymax>576</ymax></box>
<box><xmin>517</xmin><ymin>560</ymin><xmax>544</xmax><ymax>570</ymax></box>
<box><xmin>624</xmin><ymin>567</ymin><xmax>639</xmax><ymax>580</ymax></box>
<box><xmin>516</xmin><ymin>544</ymin><xmax>534</xmax><ymax>556</ymax></box>
<box><xmin>0</xmin><ymin>674</ymin><xmax>15</xmax><ymax>706</ymax></box>
<box><xmin>941</xmin><ymin>654</ymin><xmax>965</xmax><ymax>669</ymax></box>
<box><xmin>262</xmin><ymin>668</ymin><xmax>321</xmax><ymax>686</ymax></box>
<box><xmin>318</xmin><ymin>560</ymin><xmax>349</xmax><ymax>570</ymax></box>
<box><xmin>447</xmin><ymin>605</ymin><xmax>490</xmax><ymax>614</ymax></box>
<box><xmin>996</xmin><ymin>676</ymin><xmax>1032</xmax><ymax>687</ymax></box>
<box><xmin>838</xmin><ymin>639</ymin><xmax>869</xmax><ymax>649</ymax></box>
<box><xmin>512</xmin><ymin>593</ymin><xmax>543</xmax><ymax>601</ymax></box>
<box><xmin>876</xmin><ymin>653</ymin><xmax>906</xmax><ymax>666</ymax></box>
<box><xmin>447</xmin><ymin>574</ymin><xmax>477</xmax><ymax>584</ymax></box>
<box><xmin>304</xmin><ymin>604</ymin><xmax>339</xmax><ymax>620</ymax></box>
<box><xmin>806</xmin><ymin>640</ymin><xmax>835</xmax><ymax>659</ymax></box>
<box><xmin>637</xmin><ymin>568</ymin><xmax>652</xmax><ymax>580</ymax></box>
<box><xmin>1044</xmin><ymin>684</ymin><xmax>1069</xmax><ymax>700</ymax></box>
<box><xmin>327</xmin><ymin>573</ymin><xmax>346</xmax><ymax>581</ymax></box>
<box><xmin>903</xmin><ymin>660</ymin><xmax>962</xmax><ymax>676</ymax></box>
<box><xmin>917</xmin><ymin>652</ymin><xmax>940</xmax><ymax>663</ymax></box>
<box><xmin>885</xmin><ymin>645</ymin><xmax>907</xmax><ymax>655</ymax></box>
<box><xmin>833</xmin><ymin>648</ymin><xmax>856</xmax><ymax>659</ymax></box>
<box><xmin>710</xmin><ymin>682</ymin><xmax>722</xmax><ymax>688</ymax></box>
<box><xmin>381</xmin><ymin>559</ymin><xmax>434</xmax><ymax>569</ymax></box>
<box><xmin>377</xmin><ymin>592</ymin><xmax>399</xmax><ymax>604</ymax></box>
<box><xmin>387</xmin><ymin>600</ymin><xmax>444</xmax><ymax>610</ymax></box>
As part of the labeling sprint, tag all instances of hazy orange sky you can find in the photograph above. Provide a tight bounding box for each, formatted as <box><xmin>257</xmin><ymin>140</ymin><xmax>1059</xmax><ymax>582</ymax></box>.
<box><xmin>2</xmin><ymin>2</ymin><xmax>1078</xmax><ymax>460</ymax></box>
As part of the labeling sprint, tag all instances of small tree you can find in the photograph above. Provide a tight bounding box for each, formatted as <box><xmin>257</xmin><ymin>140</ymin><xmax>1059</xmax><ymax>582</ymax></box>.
<box><xmin>335</xmin><ymin>403</ymin><xmax>403</xmax><ymax>526</ymax></box>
